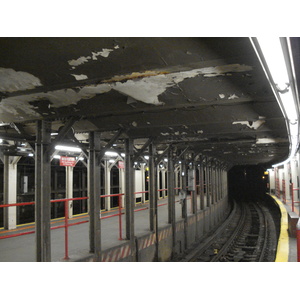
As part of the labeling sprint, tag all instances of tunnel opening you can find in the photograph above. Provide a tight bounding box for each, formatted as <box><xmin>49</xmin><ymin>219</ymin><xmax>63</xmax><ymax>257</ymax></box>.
<box><xmin>228</xmin><ymin>165</ymin><xmax>269</xmax><ymax>202</ymax></box>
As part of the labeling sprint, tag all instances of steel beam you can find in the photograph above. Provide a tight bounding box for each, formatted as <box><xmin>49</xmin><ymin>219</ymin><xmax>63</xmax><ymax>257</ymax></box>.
<box><xmin>88</xmin><ymin>131</ymin><xmax>101</xmax><ymax>261</ymax></box>
<box><xmin>125</xmin><ymin>138</ymin><xmax>136</xmax><ymax>261</ymax></box>
<box><xmin>35</xmin><ymin>120</ymin><xmax>51</xmax><ymax>262</ymax></box>
<box><xmin>149</xmin><ymin>143</ymin><xmax>157</xmax><ymax>232</ymax></box>
<box><xmin>181</xmin><ymin>159</ymin><xmax>187</xmax><ymax>219</ymax></box>
<box><xmin>167</xmin><ymin>146</ymin><xmax>176</xmax><ymax>254</ymax></box>
<box><xmin>206</xmin><ymin>158</ymin><xmax>210</xmax><ymax>207</ymax></box>
<box><xmin>133</xmin><ymin>137</ymin><xmax>154</xmax><ymax>161</ymax></box>
<box><xmin>190</xmin><ymin>154</ymin><xmax>197</xmax><ymax>214</ymax></box>
<box><xmin>199</xmin><ymin>156</ymin><xmax>205</xmax><ymax>210</ymax></box>
<box><xmin>48</xmin><ymin>116</ymin><xmax>80</xmax><ymax>154</ymax></box>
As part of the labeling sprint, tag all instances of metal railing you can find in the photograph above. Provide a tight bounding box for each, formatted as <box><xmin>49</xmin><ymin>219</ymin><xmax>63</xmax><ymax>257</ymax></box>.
<box><xmin>0</xmin><ymin>185</ymin><xmax>209</xmax><ymax>260</ymax></box>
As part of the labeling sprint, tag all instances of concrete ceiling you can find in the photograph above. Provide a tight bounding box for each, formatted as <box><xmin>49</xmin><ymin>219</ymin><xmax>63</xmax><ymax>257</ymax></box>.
<box><xmin>0</xmin><ymin>37</ymin><xmax>298</xmax><ymax>168</ymax></box>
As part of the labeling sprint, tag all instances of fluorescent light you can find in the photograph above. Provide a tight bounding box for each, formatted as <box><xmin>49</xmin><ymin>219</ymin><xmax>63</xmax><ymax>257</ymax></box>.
<box><xmin>0</xmin><ymin>139</ymin><xmax>3</xmax><ymax>143</ymax></box>
<box><xmin>105</xmin><ymin>151</ymin><xmax>118</xmax><ymax>157</ymax></box>
<box><xmin>280</xmin><ymin>92</ymin><xmax>297</xmax><ymax>124</ymax></box>
<box><xmin>53</xmin><ymin>155</ymin><xmax>61</xmax><ymax>159</ymax></box>
<box><xmin>256</xmin><ymin>37</ymin><xmax>289</xmax><ymax>91</ymax></box>
<box><xmin>251</xmin><ymin>37</ymin><xmax>299</xmax><ymax>167</ymax></box>
<box><xmin>144</xmin><ymin>155</ymin><xmax>149</xmax><ymax>160</ymax></box>
<box><xmin>55</xmin><ymin>145</ymin><xmax>82</xmax><ymax>153</ymax></box>
<box><xmin>109</xmin><ymin>159</ymin><xmax>115</xmax><ymax>163</ymax></box>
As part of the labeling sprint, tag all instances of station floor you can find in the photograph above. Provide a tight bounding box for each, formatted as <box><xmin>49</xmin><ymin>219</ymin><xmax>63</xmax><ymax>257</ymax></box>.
<box><xmin>273</xmin><ymin>193</ymin><xmax>299</xmax><ymax>262</ymax></box>
<box><xmin>0</xmin><ymin>193</ymin><xmax>298</xmax><ymax>262</ymax></box>
<box><xmin>0</xmin><ymin>195</ymin><xmax>198</xmax><ymax>262</ymax></box>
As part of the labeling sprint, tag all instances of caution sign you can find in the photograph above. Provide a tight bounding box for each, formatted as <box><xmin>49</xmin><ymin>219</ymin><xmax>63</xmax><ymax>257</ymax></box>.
<box><xmin>118</xmin><ymin>160</ymin><xmax>125</xmax><ymax>169</ymax></box>
<box><xmin>60</xmin><ymin>156</ymin><xmax>76</xmax><ymax>167</ymax></box>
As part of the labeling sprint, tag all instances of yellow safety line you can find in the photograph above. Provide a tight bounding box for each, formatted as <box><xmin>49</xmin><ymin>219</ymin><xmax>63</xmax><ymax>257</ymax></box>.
<box><xmin>270</xmin><ymin>194</ymin><xmax>289</xmax><ymax>262</ymax></box>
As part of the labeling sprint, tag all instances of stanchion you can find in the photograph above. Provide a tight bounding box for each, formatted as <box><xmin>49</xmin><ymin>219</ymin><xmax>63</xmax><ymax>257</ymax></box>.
<box><xmin>118</xmin><ymin>194</ymin><xmax>122</xmax><ymax>240</ymax></box>
<box><xmin>292</xmin><ymin>183</ymin><xmax>295</xmax><ymax>212</ymax></box>
<box><xmin>64</xmin><ymin>200</ymin><xmax>69</xmax><ymax>260</ymax></box>
<box><xmin>297</xmin><ymin>218</ymin><xmax>300</xmax><ymax>262</ymax></box>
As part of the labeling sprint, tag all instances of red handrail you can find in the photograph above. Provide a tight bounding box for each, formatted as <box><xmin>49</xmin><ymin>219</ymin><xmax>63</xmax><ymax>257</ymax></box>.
<box><xmin>0</xmin><ymin>186</ymin><xmax>186</xmax><ymax>259</ymax></box>
<box><xmin>291</xmin><ymin>183</ymin><xmax>300</xmax><ymax>213</ymax></box>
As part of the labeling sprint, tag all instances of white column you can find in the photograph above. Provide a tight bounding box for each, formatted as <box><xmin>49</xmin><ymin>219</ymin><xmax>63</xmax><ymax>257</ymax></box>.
<box><xmin>4</xmin><ymin>156</ymin><xmax>21</xmax><ymax>230</ymax></box>
<box><xmin>291</xmin><ymin>155</ymin><xmax>299</xmax><ymax>202</ymax></box>
<box><xmin>162</xmin><ymin>169</ymin><xmax>166</xmax><ymax>198</ymax></box>
<box><xmin>104</xmin><ymin>160</ymin><xmax>111</xmax><ymax>211</ymax></box>
<box><xmin>119</xmin><ymin>164</ymin><xmax>125</xmax><ymax>207</ymax></box>
<box><xmin>140</xmin><ymin>163</ymin><xmax>146</xmax><ymax>203</ymax></box>
<box><xmin>66</xmin><ymin>166</ymin><xmax>74</xmax><ymax>218</ymax></box>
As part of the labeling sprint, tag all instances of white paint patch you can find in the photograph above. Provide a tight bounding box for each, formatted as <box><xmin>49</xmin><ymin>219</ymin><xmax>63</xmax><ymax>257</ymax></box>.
<box><xmin>228</xmin><ymin>94</ymin><xmax>239</xmax><ymax>100</ymax></box>
<box><xmin>200</xmin><ymin>64</ymin><xmax>253</xmax><ymax>77</ymax></box>
<box><xmin>232</xmin><ymin>119</ymin><xmax>265</xmax><ymax>130</ymax></box>
<box><xmin>79</xmin><ymin>84</ymin><xmax>112</xmax><ymax>98</ymax></box>
<box><xmin>0</xmin><ymin>67</ymin><xmax>42</xmax><ymax>92</ymax></box>
<box><xmin>68</xmin><ymin>46</ymin><xmax>119</xmax><ymax>68</ymax></box>
<box><xmin>219</xmin><ymin>94</ymin><xmax>225</xmax><ymax>99</ymax></box>
<box><xmin>0</xmin><ymin>63</ymin><xmax>254</xmax><ymax>122</ymax></box>
<box><xmin>113</xmin><ymin>74</ymin><xmax>172</xmax><ymax>105</ymax></box>
<box><xmin>98</xmin><ymin>48</ymin><xmax>114</xmax><ymax>58</ymax></box>
<box><xmin>256</xmin><ymin>138</ymin><xmax>287</xmax><ymax>144</ymax></box>
<box><xmin>68</xmin><ymin>56</ymin><xmax>91</xmax><ymax>67</ymax></box>
<box><xmin>71</xmin><ymin>74</ymin><xmax>88</xmax><ymax>80</ymax></box>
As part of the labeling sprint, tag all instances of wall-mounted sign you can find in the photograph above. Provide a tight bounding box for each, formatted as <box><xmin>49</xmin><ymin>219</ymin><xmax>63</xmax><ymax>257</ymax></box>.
<box><xmin>118</xmin><ymin>160</ymin><xmax>125</xmax><ymax>169</ymax></box>
<box><xmin>60</xmin><ymin>156</ymin><xmax>76</xmax><ymax>167</ymax></box>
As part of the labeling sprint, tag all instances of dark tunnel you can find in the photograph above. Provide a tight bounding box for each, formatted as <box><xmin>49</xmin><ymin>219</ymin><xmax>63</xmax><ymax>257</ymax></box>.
<box><xmin>228</xmin><ymin>165</ymin><xmax>269</xmax><ymax>202</ymax></box>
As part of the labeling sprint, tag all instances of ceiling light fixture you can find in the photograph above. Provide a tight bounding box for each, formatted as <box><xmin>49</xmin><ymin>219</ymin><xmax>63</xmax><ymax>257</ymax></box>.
<box><xmin>55</xmin><ymin>145</ymin><xmax>82</xmax><ymax>153</ymax></box>
<box><xmin>105</xmin><ymin>151</ymin><xmax>119</xmax><ymax>157</ymax></box>
<box><xmin>250</xmin><ymin>37</ymin><xmax>299</xmax><ymax>167</ymax></box>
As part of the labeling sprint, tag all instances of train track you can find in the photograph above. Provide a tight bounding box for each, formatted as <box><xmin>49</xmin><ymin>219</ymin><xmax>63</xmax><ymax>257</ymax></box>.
<box><xmin>181</xmin><ymin>199</ymin><xmax>277</xmax><ymax>262</ymax></box>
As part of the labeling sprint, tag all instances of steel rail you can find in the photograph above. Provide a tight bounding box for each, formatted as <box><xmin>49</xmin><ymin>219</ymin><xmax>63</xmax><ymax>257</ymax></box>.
<box><xmin>210</xmin><ymin>203</ymin><xmax>247</xmax><ymax>262</ymax></box>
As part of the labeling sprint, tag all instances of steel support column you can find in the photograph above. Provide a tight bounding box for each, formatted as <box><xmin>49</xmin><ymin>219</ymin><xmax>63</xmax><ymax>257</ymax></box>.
<box><xmin>149</xmin><ymin>143</ymin><xmax>157</xmax><ymax>232</ymax></box>
<box><xmin>88</xmin><ymin>131</ymin><xmax>101</xmax><ymax>261</ymax></box>
<box><xmin>181</xmin><ymin>159</ymin><xmax>187</xmax><ymax>219</ymax></box>
<box><xmin>167</xmin><ymin>147</ymin><xmax>176</xmax><ymax>254</ymax></box>
<box><xmin>190</xmin><ymin>155</ymin><xmax>197</xmax><ymax>214</ymax></box>
<box><xmin>199</xmin><ymin>156</ymin><xmax>205</xmax><ymax>210</ymax></box>
<box><xmin>211</xmin><ymin>161</ymin><xmax>215</xmax><ymax>205</ymax></box>
<box><xmin>35</xmin><ymin>120</ymin><xmax>51</xmax><ymax>262</ymax></box>
<box><xmin>206</xmin><ymin>159</ymin><xmax>211</xmax><ymax>207</ymax></box>
<box><xmin>125</xmin><ymin>139</ymin><xmax>136</xmax><ymax>261</ymax></box>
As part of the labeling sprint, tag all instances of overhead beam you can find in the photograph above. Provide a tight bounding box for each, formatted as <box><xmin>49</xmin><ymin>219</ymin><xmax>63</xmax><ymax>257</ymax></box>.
<box><xmin>47</xmin><ymin>116</ymin><xmax>80</xmax><ymax>155</ymax></box>
<box><xmin>98</xmin><ymin>128</ymin><xmax>125</xmax><ymax>163</ymax></box>
<box><xmin>133</xmin><ymin>137</ymin><xmax>154</xmax><ymax>161</ymax></box>
<box><xmin>155</xmin><ymin>145</ymin><xmax>170</xmax><ymax>165</ymax></box>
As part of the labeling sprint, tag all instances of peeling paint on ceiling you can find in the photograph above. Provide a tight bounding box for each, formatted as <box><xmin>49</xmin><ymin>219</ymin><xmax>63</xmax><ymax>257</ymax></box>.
<box><xmin>0</xmin><ymin>67</ymin><xmax>42</xmax><ymax>93</ymax></box>
<box><xmin>256</xmin><ymin>138</ymin><xmax>288</xmax><ymax>144</ymax></box>
<box><xmin>0</xmin><ymin>63</ymin><xmax>254</xmax><ymax>121</ymax></box>
<box><xmin>232</xmin><ymin>118</ymin><xmax>265</xmax><ymax>130</ymax></box>
<box><xmin>71</xmin><ymin>74</ymin><xmax>89</xmax><ymax>80</ymax></box>
<box><xmin>68</xmin><ymin>46</ymin><xmax>120</xmax><ymax>69</ymax></box>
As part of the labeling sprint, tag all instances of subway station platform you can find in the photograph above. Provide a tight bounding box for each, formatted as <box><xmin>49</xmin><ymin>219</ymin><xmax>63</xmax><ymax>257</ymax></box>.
<box><xmin>0</xmin><ymin>195</ymin><xmax>204</xmax><ymax>262</ymax></box>
<box><xmin>271</xmin><ymin>193</ymin><xmax>299</xmax><ymax>262</ymax></box>
<box><xmin>1</xmin><ymin>193</ymin><xmax>298</xmax><ymax>262</ymax></box>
